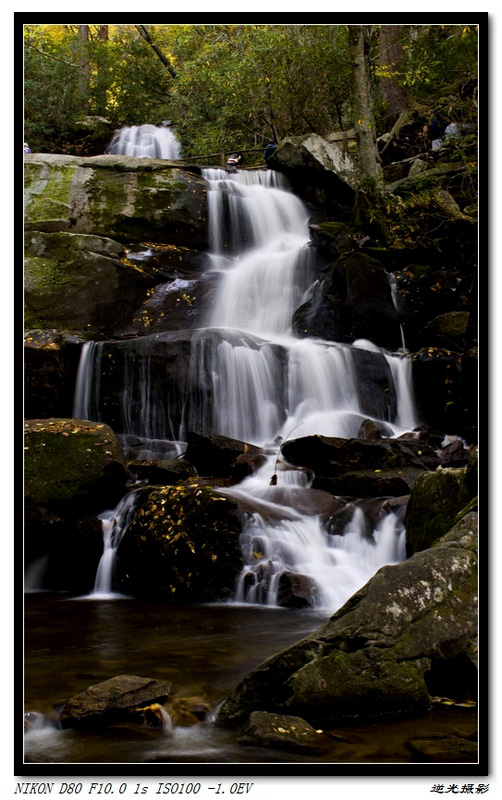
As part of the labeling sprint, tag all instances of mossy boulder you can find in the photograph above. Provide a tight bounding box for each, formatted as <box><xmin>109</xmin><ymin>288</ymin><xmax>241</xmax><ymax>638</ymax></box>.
<box><xmin>25</xmin><ymin>231</ymin><xmax>156</xmax><ymax>336</ymax></box>
<box><xmin>115</xmin><ymin>485</ymin><xmax>243</xmax><ymax>602</ymax></box>
<box><xmin>218</xmin><ymin>511</ymin><xmax>477</xmax><ymax>728</ymax></box>
<box><xmin>404</xmin><ymin>467</ymin><xmax>472</xmax><ymax>556</ymax></box>
<box><xmin>309</xmin><ymin>221</ymin><xmax>355</xmax><ymax>259</ymax></box>
<box><xmin>420</xmin><ymin>311</ymin><xmax>470</xmax><ymax>349</ymax></box>
<box><xmin>24</xmin><ymin>418</ymin><xmax>129</xmax><ymax>516</ymax></box>
<box><xmin>24</xmin><ymin>153</ymin><xmax>208</xmax><ymax>249</ymax></box>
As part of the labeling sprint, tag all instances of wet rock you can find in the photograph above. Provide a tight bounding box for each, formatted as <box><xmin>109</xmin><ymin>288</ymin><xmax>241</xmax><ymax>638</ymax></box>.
<box><xmin>309</xmin><ymin>222</ymin><xmax>355</xmax><ymax>259</ymax></box>
<box><xmin>24</xmin><ymin>329</ymin><xmax>85</xmax><ymax>419</ymax></box>
<box><xmin>119</xmin><ymin>273</ymin><xmax>220</xmax><ymax>337</ymax></box>
<box><xmin>185</xmin><ymin>431</ymin><xmax>263</xmax><ymax>480</ymax></box>
<box><xmin>218</xmin><ymin>511</ymin><xmax>477</xmax><ymax>728</ymax></box>
<box><xmin>127</xmin><ymin>457</ymin><xmax>197</xmax><ymax>486</ymax></box>
<box><xmin>465</xmin><ymin>447</ymin><xmax>478</xmax><ymax>497</ymax></box>
<box><xmin>24</xmin><ymin>419</ymin><xmax>129</xmax><ymax>516</ymax></box>
<box><xmin>407</xmin><ymin>734</ymin><xmax>477</xmax><ymax>762</ymax></box>
<box><xmin>439</xmin><ymin>438</ymin><xmax>469</xmax><ymax>467</ymax></box>
<box><xmin>277</xmin><ymin>572</ymin><xmax>318</xmax><ymax>609</ymax></box>
<box><xmin>238</xmin><ymin>711</ymin><xmax>331</xmax><ymax>755</ymax></box>
<box><xmin>357</xmin><ymin>419</ymin><xmax>384</xmax><ymax>440</ymax></box>
<box><xmin>282</xmin><ymin>435</ymin><xmax>437</xmax><ymax>498</ymax></box>
<box><xmin>404</xmin><ymin>467</ymin><xmax>472</xmax><ymax>556</ymax></box>
<box><xmin>293</xmin><ymin>252</ymin><xmax>401</xmax><ymax>349</ymax></box>
<box><xmin>60</xmin><ymin>675</ymin><xmax>173</xmax><ymax>729</ymax></box>
<box><xmin>115</xmin><ymin>485</ymin><xmax>243</xmax><ymax>602</ymax></box>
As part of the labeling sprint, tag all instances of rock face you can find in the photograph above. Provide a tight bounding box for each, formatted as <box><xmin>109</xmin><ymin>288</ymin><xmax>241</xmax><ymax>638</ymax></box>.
<box><xmin>218</xmin><ymin>511</ymin><xmax>478</xmax><ymax>728</ymax></box>
<box><xmin>115</xmin><ymin>485</ymin><xmax>243</xmax><ymax>602</ymax></box>
<box><xmin>25</xmin><ymin>231</ymin><xmax>155</xmax><ymax>335</ymax></box>
<box><xmin>24</xmin><ymin>418</ymin><xmax>129</xmax><ymax>515</ymax></box>
<box><xmin>24</xmin><ymin>154</ymin><xmax>208</xmax><ymax>247</ymax></box>
<box><xmin>404</xmin><ymin>467</ymin><xmax>473</xmax><ymax>556</ymax></box>
<box><xmin>292</xmin><ymin>252</ymin><xmax>400</xmax><ymax>349</ymax></box>
<box><xmin>238</xmin><ymin>711</ymin><xmax>331</xmax><ymax>754</ymax></box>
<box><xmin>24</xmin><ymin>154</ymin><xmax>208</xmax><ymax>337</ymax></box>
<box><xmin>60</xmin><ymin>675</ymin><xmax>172</xmax><ymax>729</ymax></box>
<box><xmin>281</xmin><ymin>434</ymin><xmax>438</xmax><ymax>498</ymax></box>
<box><xmin>24</xmin><ymin>329</ymin><xmax>85</xmax><ymax>419</ymax></box>
<box><xmin>268</xmin><ymin>133</ymin><xmax>356</xmax><ymax>213</ymax></box>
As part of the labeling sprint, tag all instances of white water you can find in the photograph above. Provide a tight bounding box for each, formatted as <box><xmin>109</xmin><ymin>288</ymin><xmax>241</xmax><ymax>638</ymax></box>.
<box><xmin>71</xmin><ymin>168</ymin><xmax>418</xmax><ymax>611</ymax></box>
<box><xmin>87</xmin><ymin>491</ymin><xmax>140</xmax><ymax>598</ymax></box>
<box><xmin>107</xmin><ymin>123</ymin><xmax>182</xmax><ymax>159</ymax></box>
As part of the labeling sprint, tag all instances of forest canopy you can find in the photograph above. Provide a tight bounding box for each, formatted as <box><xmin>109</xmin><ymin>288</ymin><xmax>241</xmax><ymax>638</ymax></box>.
<box><xmin>24</xmin><ymin>23</ymin><xmax>478</xmax><ymax>159</ymax></box>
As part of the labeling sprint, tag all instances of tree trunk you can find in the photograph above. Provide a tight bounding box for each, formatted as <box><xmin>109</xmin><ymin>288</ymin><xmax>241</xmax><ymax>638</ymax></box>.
<box><xmin>379</xmin><ymin>25</ymin><xmax>408</xmax><ymax>126</ymax></box>
<box><xmin>348</xmin><ymin>25</ymin><xmax>382</xmax><ymax>188</ymax></box>
<box><xmin>78</xmin><ymin>24</ymin><xmax>90</xmax><ymax>113</ymax></box>
<box><xmin>98</xmin><ymin>25</ymin><xmax>109</xmax><ymax>41</ymax></box>
<box><xmin>136</xmin><ymin>25</ymin><xmax>177</xmax><ymax>80</ymax></box>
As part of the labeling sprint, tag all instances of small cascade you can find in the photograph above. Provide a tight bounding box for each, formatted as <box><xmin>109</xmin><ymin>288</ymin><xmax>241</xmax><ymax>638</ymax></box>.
<box><xmin>89</xmin><ymin>491</ymin><xmax>140</xmax><ymax>598</ymax></box>
<box><xmin>107</xmin><ymin>123</ymin><xmax>182</xmax><ymax>159</ymax></box>
<box><xmin>74</xmin><ymin>166</ymin><xmax>419</xmax><ymax>612</ymax></box>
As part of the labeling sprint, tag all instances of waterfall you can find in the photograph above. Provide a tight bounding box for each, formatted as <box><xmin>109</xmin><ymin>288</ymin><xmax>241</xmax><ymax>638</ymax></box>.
<box><xmin>74</xmin><ymin>167</ymin><xmax>419</xmax><ymax>611</ymax></box>
<box><xmin>88</xmin><ymin>491</ymin><xmax>140</xmax><ymax>598</ymax></box>
<box><xmin>107</xmin><ymin>123</ymin><xmax>182</xmax><ymax>159</ymax></box>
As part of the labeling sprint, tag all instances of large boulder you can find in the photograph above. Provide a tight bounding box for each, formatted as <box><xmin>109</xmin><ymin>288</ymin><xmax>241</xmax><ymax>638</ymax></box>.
<box><xmin>268</xmin><ymin>134</ymin><xmax>356</xmax><ymax>214</ymax></box>
<box><xmin>404</xmin><ymin>467</ymin><xmax>473</xmax><ymax>556</ymax></box>
<box><xmin>292</xmin><ymin>252</ymin><xmax>401</xmax><ymax>349</ymax></box>
<box><xmin>184</xmin><ymin>431</ymin><xmax>263</xmax><ymax>479</ymax></box>
<box><xmin>281</xmin><ymin>435</ymin><xmax>438</xmax><ymax>498</ymax></box>
<box><xmin>60</xmin><ymin>675</ymin><xmax>172</xmax><ymax>729</ymax></box>
<box><xmin>115</xmin><ymin>485</ymin><xmax>243</xmax><ymax>602</ymax></box>
<box><xmin>24</xmin><ymin>153</ymin><xmax>208</xmax><ymax>249</ymax></box>
<box><xmin>24</xmin><ymin>418</ymin><xmax>129</xmax><ymax>516</ymax></box>
<box><xmin>24</xmin><ymin>231</ymin><xmax>155</xmax><ymax>336</ymax></box>
<box><xmin>218</xmin><ymin>511</ymin><xmax>478</xmax><ymax>728</ymax></box>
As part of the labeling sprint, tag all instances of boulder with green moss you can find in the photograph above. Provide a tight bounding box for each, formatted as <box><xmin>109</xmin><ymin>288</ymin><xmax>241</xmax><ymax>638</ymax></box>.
<box><xmin>24</xmin><ymin>231</ymin><xmax>156</xmax><ymax>336</ymax></box>
<box><xmin>115</xmin><ymin>485</ymin><xmax>243</xmax><ymax>602</ymax></box>
<box><xmin>24</xmin><ymin>153</ymin><xmax>208</xmax><ymax>248</ymax></box>
<box><xmin>217</xmin><ymin>511</ymin><xmax>478</xmax><ymax>728</ymax></box>
<box><xmin>404</xmin><ymin>467</ymin><xmax>473</xmax><ymax>556</ymax></box>
<box><xmin>24</xmin><ymin>418</ymin><xmax>129</xmax><ymax>516</ymax></box>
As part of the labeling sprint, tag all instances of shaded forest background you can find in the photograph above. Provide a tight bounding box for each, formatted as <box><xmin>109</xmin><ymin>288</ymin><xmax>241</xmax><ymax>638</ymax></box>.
<box><xmin>24</xmin><ymin>23</ymin><xmax>478</xmax><ymax>162</ymax></box>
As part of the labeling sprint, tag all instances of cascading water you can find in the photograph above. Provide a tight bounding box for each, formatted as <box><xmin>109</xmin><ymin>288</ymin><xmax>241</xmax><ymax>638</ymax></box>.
<box><xmin>107</xmin><ymin>123</ymin><xmax>182</xmax><ymax>159</ymax></box>
<box><xmin>73</xmin><ymin>167</ymin><xmax>418</xmax><ymax>611</ymax></box>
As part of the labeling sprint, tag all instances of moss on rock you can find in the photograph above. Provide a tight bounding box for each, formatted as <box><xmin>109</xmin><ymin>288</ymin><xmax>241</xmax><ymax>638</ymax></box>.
<box><xmin>404</xmin><ymin>468</ymin><xmax>471</xmax><ymax>555</ymax></box>
<box><xmin>24</xmin><ymin>418</ymin><xmax>129</xmax><ymax>515</ymax></box>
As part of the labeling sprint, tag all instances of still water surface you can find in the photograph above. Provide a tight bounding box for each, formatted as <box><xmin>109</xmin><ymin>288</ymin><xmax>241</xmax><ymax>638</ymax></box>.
<box><xmin>24</xmin><ymin>595</ymin><xmax>477</xmax><ymax>765</ymax></box>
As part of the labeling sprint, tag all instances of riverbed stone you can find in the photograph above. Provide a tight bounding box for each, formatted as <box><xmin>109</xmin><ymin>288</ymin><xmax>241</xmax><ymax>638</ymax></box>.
<box><xmin>60</xmin><ymin>675</ymin><xmax>173</xmax><ymax>729</ymax></box>
<box><xmin>185</xmin><ymin>431</ymin><xmax>263</xmax><ymax>480</ymax></box>
<box><xmin>24</xmin><ymin>418</ymin><xmax>129</xmax><ymax>516</ymax></box>
<box><xmin>238</xmin><ymin>711</ymin><xmax>331</xmax><ymax>754</ymax></box>
<box><xmin>115</xmin><ymin>485</ymin><xmax>243</xmax><ymax>602</ymax></box>
<box><xmin>217</xmin><ymin>511</ymin><xmax>477</xmax><ymax>728</ymax></box>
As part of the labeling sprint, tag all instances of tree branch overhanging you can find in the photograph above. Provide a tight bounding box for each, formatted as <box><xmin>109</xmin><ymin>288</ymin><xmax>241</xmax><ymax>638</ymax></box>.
<box><xmin>135</xmin><ymin>25</ymin><xmax>177</xmax><ymax>80</ymax></box>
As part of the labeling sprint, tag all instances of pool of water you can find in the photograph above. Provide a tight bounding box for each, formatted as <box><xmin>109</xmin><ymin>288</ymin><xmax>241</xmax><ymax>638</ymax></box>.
<box><xmin>24</xmin><ymin>595</ymin><xmax>477</xmax><ymax>765</ymax></box>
